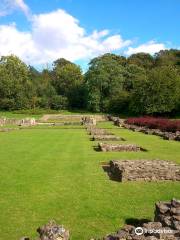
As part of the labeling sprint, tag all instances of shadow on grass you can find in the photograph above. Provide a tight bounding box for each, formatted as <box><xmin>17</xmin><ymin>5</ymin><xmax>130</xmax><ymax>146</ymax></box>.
<box><xmin>140</xmin><ymin>147</ymin><xmax>148</xmax><ymax>152</ymax></box>
<box><xmin>125</xmin><ymin>218</ymin><xmax>151</xmax><ymax>227</ymax></box>
<box><xmin>101</xmin><ymin>162</ymin><xmax>121</xmax><ymax>182</ymax></box>
<box><xmin>93</xmin><ymin>145</ymin><xmax>101</xmax><ymax>152</ymax></box>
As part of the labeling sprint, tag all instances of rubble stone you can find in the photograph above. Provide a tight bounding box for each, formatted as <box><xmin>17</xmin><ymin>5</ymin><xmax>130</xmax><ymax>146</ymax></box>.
<box><xmin>108</xmin><ymin>160</ymin><xmax>180</xmax><ymax>182</ymax></box>
<box><xmin>92</xmin><ymin>135</ymin><xmax>123</xmax><ymax>141</ymax></box>
<box><xmin>99</xmin><ymin>143</ymin><xmax>142</xmax><ymax>152</ymax></box>
<box><xmin>37</xmin><ymin>220</ymin><xmax>70</xmax><ymax>240</ymax></box>
<box><xmin>82</xmin><ymin>116</ymin><xmax>97</xmax><ymax>126</ymax></box>
<box><xmin>88</xmin><ymin>128</ymin><xmax>113</xmax><ymax>136</ymax></box>
<box><xmin>93</xmin><ymin>199</ymin><xmax>180</xmax><ymax>240</ymax></box>
<box><xmin>0</xmin><ymin>117</ymin><xmax>36</xmax><ymax>126</ymax></box>
<box><xmin>122</xmin><ymin>123</ymin><xmax>180</xmax><ymax>142</ymax></box>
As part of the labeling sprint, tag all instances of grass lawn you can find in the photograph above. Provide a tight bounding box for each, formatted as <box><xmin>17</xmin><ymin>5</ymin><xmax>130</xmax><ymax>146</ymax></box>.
<box><xmin>0</xmin><ymin>111</ymin><xmax>42</xmax><ymax>120</ymax></box>
<box><xmin>0</xmin><ymin>121</ymin><xmax>180</xmax><ymax>239</ymax></box>
<box><xmin>0</xmin><ymin>110</ymin><xmax>105</xmax><ymax>120</ymax></box>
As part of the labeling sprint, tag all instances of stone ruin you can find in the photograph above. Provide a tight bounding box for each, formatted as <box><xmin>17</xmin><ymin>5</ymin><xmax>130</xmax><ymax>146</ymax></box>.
<box><xmin>82</xmin><ymin>116</ymin><xmax>97</xmax><ymax>126</ymax></box>
<box><xmin>20</xmin><ymin>118</ymin><xmax>36</xmax><ymax>126</ymax></box>
<box><xmin>37</xmin><ymin>220</ymin><xmax>69</xmax><ymax>240</ymax></box>
<box><xmin>99</xmin><ymin>143</ymin><xmax>143</xmax><ymax>152</ymax></box>
<box><xmin>87</xmin><ymin>127</ymin><xmax>113</xmax><ymax>136</ymax></box>
<box><xmin>122</xmin><ymin>123</ymin><xmax>180</xmax><ymax>142</ymax></box>
<box><xmin>20</xmin><ymin>220</ymin><xmax>69</xmax><ymax>240</ymax></box>
<box><xmin>108</xmin><ymin>160</ymin><xmax>180</xmax><ymax>182</ymax></box>
<box><xmin>92</xmin><ymin>135</ymin><xmax>123</xmax><ymax>141</ymax></box>
<box><xmin>40</xmin><ymin>114</ymin><xmax>107</xmax><ymax>122</ymax></box>
<box><xmin>107</xmin><ymin>116</ymin><xmax>124</xmax><ymax>127</ymax></box>
<box><xmin>0</xmin><ymin>117</ymin><xmax>36</xmax><ymax>127</ymax></box>
<box><xmin>91</xmin><ymin>199</ymin><xmax>180</xmax><ymax>240</ymax></box>
<box><xmin>155</xmin><ymin>199</ymin><xmax>180</xmax><ymax>232</ymax></box>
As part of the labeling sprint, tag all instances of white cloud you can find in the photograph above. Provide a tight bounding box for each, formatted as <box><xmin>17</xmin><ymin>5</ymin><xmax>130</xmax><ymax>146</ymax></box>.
<box><xmin>14</xmin><ymin>0</ymin><xmax>30</xmax><ymax>16</ymax></box>
<box><xmin>0</xmin><ymin>9</ymin><xmax>132</xmax><ymax>65</ymax></box>
<box><xmin>0</xmin><ymin>24</ymin><xmax>36</xmax><ymax>61</ymax></box>
<box><xmin>125</xmin><ymin>41</ymin><xmax>166</xmax><ymax>55</ymax></box>
<box><xmin>0</xmin><ymin>0</ymin><xmax>168</xmax><ymax>66</ymax></box>
<box><xmin>0</xmin><ymin>0</ymin><xmax>30</xmax><ymax>17</ymax></box>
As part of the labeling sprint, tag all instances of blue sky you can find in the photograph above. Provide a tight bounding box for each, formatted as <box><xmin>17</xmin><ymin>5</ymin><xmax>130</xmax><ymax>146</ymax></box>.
<box><xmin>0</xmin><ymin>0</ymin><xmax>179</xmax><ymax>69</ymax></box>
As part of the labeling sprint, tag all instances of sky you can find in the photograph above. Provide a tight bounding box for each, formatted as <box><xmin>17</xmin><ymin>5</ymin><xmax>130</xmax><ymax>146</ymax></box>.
<box><xmin>0</xmin><ymin>0</ymin><xmax>179</xmax><ymax>70</ymax></box>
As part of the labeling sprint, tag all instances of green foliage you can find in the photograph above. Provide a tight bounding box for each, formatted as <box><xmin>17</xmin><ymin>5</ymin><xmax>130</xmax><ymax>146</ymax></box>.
<box><xmin>0</xmin><ymin>50</ymin><xmax>179</xmax><ymax>116</ymax></box>
<box><xmin>124</xmin><ymin>64</ymin><xmax>146</xmax><ymax>91</ymax></box>
<box><xmin>52</xmin><ymin>58</ymin><xmax>84</xmax><ymax>108</ymax></box>
<box><xmin>85</xmin><ymin>53</ymin><xmax>126</xmax><ymax>112</ymax></box>
<box><xmin>130</xmin><ymin>66</ymin><xmax>180</xmax><ymax>114</ymax></box>
<box><xmin>0</xmin><ymin>55</ymin><xmax>32</xmax><ymax>110</ymax></box>
<box><xmin>50</xmin><ymin>95</ymin><xmax>68</xmax><ymax>110</ymax></box>
<box><xmin>155</xmin><ymin>49</ymin><xmax>180</xmax><ymax>71</ymax></box>
<box><xmin>128</xmin><ymin>52</ymin><xmax>154</xmax><ymax>69</ymax></box>
<box><xmin>86</xmin><ymin>89</ymin><xmax>101</xmax><ymax>112</ymax></box>
<box><xmin>108</xmin><ymin>91</ymin><xmax>131</xmax><ymax>114</ymax></box>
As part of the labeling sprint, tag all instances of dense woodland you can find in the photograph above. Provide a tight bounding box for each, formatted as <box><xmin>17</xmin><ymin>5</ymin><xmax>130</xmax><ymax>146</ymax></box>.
<box><xmin>0</xmin><ymin>49</ymin><xmax>180</xmax><ymax>115</ymax></box>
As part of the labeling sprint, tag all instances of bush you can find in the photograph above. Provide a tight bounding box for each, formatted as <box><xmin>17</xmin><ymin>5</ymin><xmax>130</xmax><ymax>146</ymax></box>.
<box><xmin>125</xmin><ymin>117</ymin><xmax>180</xmax><ymax>132</ymax></box>
<box><xmin>108</xmin><ymin>91</ymin><xmax>130</xmax><ymax>114</ymax></box>
<box><xmin>0</xmin><ymin>98</ymin><xmax>15</xmax><ymax>110</ymax></box>
<box><xmin>50</xmin><ymin>95</ymin><xmax>68</xmax><ymax>110</ymax></box>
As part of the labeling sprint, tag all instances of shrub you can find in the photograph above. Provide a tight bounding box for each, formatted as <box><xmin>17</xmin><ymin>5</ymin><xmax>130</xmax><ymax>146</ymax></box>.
<box><xmin>125</xmin><ymin>117</ymin><xmax>180</xmax><ymax>132</ymax></box>
<box><xmin>50</xmin><ymin>95</ymin><xmax>68</xmax><ymax>110</ymax></box>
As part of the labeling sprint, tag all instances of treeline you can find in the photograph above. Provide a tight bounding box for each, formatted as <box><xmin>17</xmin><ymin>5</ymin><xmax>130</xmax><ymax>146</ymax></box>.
<box><xmin>0</xmin><ymin>49</ymin><xmax>180</xmax><ymax>115</ymax></box>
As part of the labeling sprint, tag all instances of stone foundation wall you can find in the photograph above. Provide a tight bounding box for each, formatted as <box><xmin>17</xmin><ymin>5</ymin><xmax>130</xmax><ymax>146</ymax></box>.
<box><xmin>92</xmin><ymin>135</ymin><xmax>122</xmax><ymax>141</ymax></box>
<box><xmin>107</xmin><ymin>116</ymin><xmax>124</xmax><ymax>127</ymax></box>
<box><xmin>109</xmin><ymin>160</ymin><xmax>180</xmax><ymax>182</ymax></box>
<box><xmin>0</xmin><ymin>118</ymin><xmax>36</xmax><ymax>126</ymax></box>
<box><xmin>82</xmin><ymin>117</ymin><xmax>97</xmax><ymax>126</ymax></box>
<box><xmin>99</xmin><ymin>143</ymin><xmax>142</xmax><ymax>152</ymax></box>
<box><xmin>88</xmin><ymin>128</ymin><xmax>113</xmax><ymax>136</ymax></box>
<box><xmin>122</xmin><ymin>123</ymin><xmax>180</xmax><ymax>141</ymax></box>
<box><xmin>40</xmin><ymin>114</ymin><xmax>107</xmax><ymax>122</ymax></box>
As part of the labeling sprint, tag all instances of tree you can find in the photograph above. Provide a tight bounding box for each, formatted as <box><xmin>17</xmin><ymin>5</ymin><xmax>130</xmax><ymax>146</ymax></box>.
<box><xmin>53</xmin><ymin>58</ymin><xmax>84</xmax><ymax>108</ymax></box>
<box><xmin>128</xmin><ymin>53</ymin><xmax>154</xmax><ymax>69</ymax></box>
<box><xmin>36</xmin><ymin>69</ymin><xmax>57</xmax><ymax>109</ymax></box>
<box><xmin>124</xmin><ymin>64</ymin><xmax>146</xmax><ymax>91</ymax></box>
<box><xmin>85</xmin><ymin>53</ymin><xmax>126</xmax><ymax>112</ymax></box>
<box><xmin>130</xmin><ymin>66</ymin><xmax>180</xmax><ymax>114</ymax></box>
<box><xmin>0</xmin><ymin>55</ymin><xmax>32</xmax><ymax>110</ymax></box>
<box><xmin>155</xmin><ymin>49</ymin><xmax>180</xmax><ymax>72</ymax></box>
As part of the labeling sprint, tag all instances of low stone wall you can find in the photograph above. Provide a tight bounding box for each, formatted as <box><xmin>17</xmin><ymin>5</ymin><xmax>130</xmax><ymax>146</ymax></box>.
<box><xmin>99</xmin><ymin>143</ymin><xmax>142</xmax><ymax>152</ymax></box>
<box><xmin>87</xmin><ymin>127</ymin><xmax>114</xmax><ymax>136</ymax></box>
<box><xmin>20</xmin><ymin>118</ymin><xmax>36</xmax><ymax>126</ymax></box>
<box><xmin>109</xmin><ymin>160</ymin><xmax>180</xmax><ymax>182</ymax></box>
<box><xmin>92</xmin><ymin>135</ymin><xmax>123</xmax><ymax>141</ymax></box>
<box><xmin>92</xmin><ymin>199</ymin><xmax>180</xmax><ymax>240</ymax></box>
<box><xmin>40</xmin><ymin>114</ymin><xmax>107</xmax><ymax>122</ymax></box>
<box><xmin>122</xmin><ymin>123</ymin><xmax>180</xmax><ymax>141</ymax></box>
<box><xmin>0</xmin><ymin>117</ymin><xmax>36</xmax><ymax>126</ymax></box>
<box><xmin>107</xmin><ymin>116</ymin><xmax>124</xmax><ymax>126</ymax></box>
<box><xmin>82</xmin><ymin>116</ymin><xmax>96</xmax><ymax>126</ymax></box>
